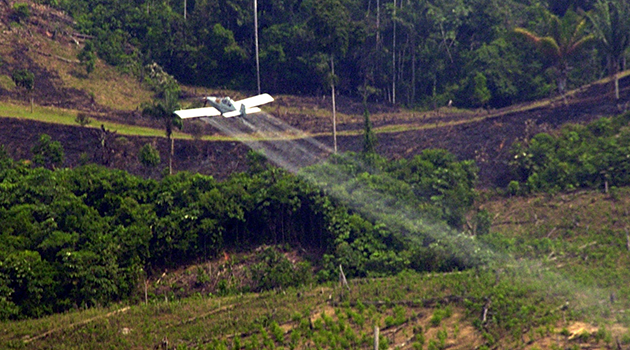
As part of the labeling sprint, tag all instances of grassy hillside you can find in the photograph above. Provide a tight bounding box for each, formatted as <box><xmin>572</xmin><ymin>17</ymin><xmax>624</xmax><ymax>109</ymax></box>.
<box><xmin>1</xmin><ymin>4</ymin><xmax>630</xmax><ymax>349</ymax></box>
<box><xmin>2</xmin><ymin>188</ymin><xmax>629</xmax><ymax>349</ymax></box>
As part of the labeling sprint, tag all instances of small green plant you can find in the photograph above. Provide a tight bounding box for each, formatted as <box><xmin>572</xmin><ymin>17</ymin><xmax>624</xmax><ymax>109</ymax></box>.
<box><xmin>10</xmin><ymin>3</ymin><xmax>30</xmax><ymax>23</ymax></box>
<box><xmin>31</xmin><ymin>133</ymin><xmax>64</xmax><ymax>169</ymax></box>
<box><xmin>427</xmin><ymin>339</ymin><xmax>439</xmax><ymax>350</ymax></box>
<box><xmin>11</xmin><ymin>68</ymin><xmax>34</xmax><ymax>90</ymax></box>
<box><xmin>78</xmin><ymin>152</ymin><xmax>91</xmax><ymax>165</ymax></box>
<box><xmin>430</xmin><ymin>306</ymin><xmax>451</xmax><ymax>327</ymax></box>
<box><xmin>437</xmin><ymin>328</ymin><xmax>448</xmax><ymax>349</ymax></box>
<box><xmin>384</xmin><ymin>315</ymin><xmax>396</xmax><ymax>327</ymax></box>
<box><xmin>249</xmin><ymin>247</ymin><xmax>313</xmax><ymax>291</ymax></box>
<box><xmin>270</xmin><ymin>321</ymin><xmax>285</xmax><ymax>344</ymax></box>
<box><xmin>578</xmin><ymin>330</ymin><xmax>590</xmax><ymax>342</ymax></box>
<box><xmin>75</xmin><ymin>113</ymin><xmax>92</xmax><ymax>127</ymax></box>
<box><xmin>196</xmin><ymin>267</ymin><xmax>210</xmax><ymax>286</ymax></box>
<box><xmin>289</xmin><ymin>328</ymin><xmax>301</xmax><ymax>349</ymax></box>
<box><xmin>232</xmin><ymin>336</ymin><xmax>241</xmax><ymax>350</ymax></box>
<box><xmin>138</xmin><ymin>143</ymin><xmax>160</xmax><ymax>168</ymax></box>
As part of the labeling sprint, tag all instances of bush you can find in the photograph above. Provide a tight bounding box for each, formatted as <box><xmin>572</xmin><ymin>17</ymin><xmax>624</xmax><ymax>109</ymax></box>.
<box><xmin>509</xmin><ymin>112</ymin><xmax>630</xmax><ymax>193</ymax></box>
<box><xmin>249</xmin><ymin>247</ymin><xmax>313</xmax><ymax>291</ymax></box>
<box><xmin>11</xmin><ymin>68</ymin><xmax>34</xmax><ymax>90</ymax></box>
<box><xmin>507</xmin><ymin>180</ymin><xmax>520</xmax><ymax>196</ymax></box>
<box><xmin>31</xmin><ymin>134</ymin><xmax>64</xmax><ymax>169</ymax></box>
<box><xmin>10</xmin><ymin>3</ymin><xmax>30</xmax><ymax>23</ymax></box>
<box><xmin>138</xmin><ymin>143</ymin><xmax>161</xmax><ymax>168</ymax></box>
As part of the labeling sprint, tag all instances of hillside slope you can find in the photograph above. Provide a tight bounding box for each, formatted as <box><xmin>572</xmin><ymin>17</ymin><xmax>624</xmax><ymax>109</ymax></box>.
<box><xmin>2</xmin><ymin>188</ymin><xmax>630</xmax><ymax>349</ymax></box>
<box><xmin>1</xmin><ymin>1</ymin><xmax>630</xmax><ymax>185</ymax></box>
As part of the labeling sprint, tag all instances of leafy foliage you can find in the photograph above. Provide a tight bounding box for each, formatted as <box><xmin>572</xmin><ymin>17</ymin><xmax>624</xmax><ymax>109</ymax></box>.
<box><xmin>43</xmin><ymin>0</ymin><xmax>616</xmax><ymax>108</ymax></box>
<box><xmin>10</xmin><ymin>3</ymin><xmax>30</xmax><ymax>24</ymax></box>
<box><xmin>249</xmin><ymin>247</ymin><xmax>313</xmax><ymax>291</ymax></box>
<box><xmin>11</xmin><ymin>69</ymin><xmax>34</xmax><ymax>91</ymax></box>
<box><xmin>0</xmin><ymin>144</ymin><xmax>483</xmax><ymax>320</ymax></box>
<box><xmin>77</xmin><ymin>41</ymin><xmax>97</xmax><ymax>76</ymax></box>
<box><xmin>510</xmin><ymin>111</ymin><xmax>630</xmax><ymax>192</ymax></box>
<box><xmin>302</xmin><ymin>150</ymin><xmax>486</xmax><ymax>278</ymax></box>
<box><xmin>138</xmin><ymin>143</ymin><xmax>161</xmax><ymax>168</ymax></box>
<box><xmin>513</xmin><ymin>9</ymin><xmax>596</xmax><ymax>97</ymax></box>
<box><xmin>31</xmin><ymin>134</ymin><xmax>64</xmax><ymax>169</ymax></box>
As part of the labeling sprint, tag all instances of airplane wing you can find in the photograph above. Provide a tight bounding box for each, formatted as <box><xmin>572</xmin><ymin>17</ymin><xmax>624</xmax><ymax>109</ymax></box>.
<box><xmin>174</xmin><ymin>106</ymin><xmax>222</xmax><ymax>119</ymax></box>
<box><xmin>236</xmin><ymin>93</ymin><xmax>274</xmax><ymax>108</ymax></box>
<box><xmin>174</xmin><ymin>94</ymin><xmax>273</xmax><ymax>119</ymax></box>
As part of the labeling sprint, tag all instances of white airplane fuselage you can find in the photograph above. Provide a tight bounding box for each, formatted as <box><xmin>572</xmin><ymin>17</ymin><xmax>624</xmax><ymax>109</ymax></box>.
<box><xmin>205</xmin><ymin>97</ymin><xmax>250</xmax><ymax>118</ymax></box>
<box><xmin>174</xmin><ymin>93</ymin><xmax>274</xmax><ymax>119</ymax></box>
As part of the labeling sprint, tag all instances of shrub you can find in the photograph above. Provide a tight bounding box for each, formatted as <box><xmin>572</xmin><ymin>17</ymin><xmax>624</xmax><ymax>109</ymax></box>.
<box><xmin>31</xmin><ymin>134</ymin><xmax>64</xmax><ymax>169</ymax></box>
<box><xmin>507</xmin><ymin>180</ymin><xmax>520</xmax><ymax>196</ymax></box>
<box><xmin>75</xmin><ymin>113</ymin><xmax>92</xmax><ymax>127</ymax></box>
<box><xmin>10</xmin><ymin>3</ymin><xmax>30</xmax><ymax>23</ymax></box>
<box><xmin>138</xmin><ymin>143</ymin><xmax>161</xmax><ymax>168</ymax></box>
<box><xmin>249</xmin><ymin>247</ymin><xmax>313</xmax><ymax>291</ymax></box>
<box><xmin>509</xmin><ymin>112</ymin><xmax>630</xmax><ymax>193</ymax></box>
<box><xmin>11</xmin><ymin>68</ymin><xmax>34</xmax><ymax>91</ymax></box>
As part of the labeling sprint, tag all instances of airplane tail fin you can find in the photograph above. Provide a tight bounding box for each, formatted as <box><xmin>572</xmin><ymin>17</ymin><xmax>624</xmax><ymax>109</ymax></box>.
<box><xmin>223</xmin><ymin>106</ymin><xmax>262</xmax><ymax>118</ymax></box>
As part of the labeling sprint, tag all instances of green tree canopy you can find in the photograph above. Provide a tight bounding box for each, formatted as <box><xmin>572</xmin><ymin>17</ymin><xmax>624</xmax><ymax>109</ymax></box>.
<box><xmin>31</xmin><ymin>134</ymin><xmax>64</xmax><ymax>169</ymax></box>
<box><xmin>586</xmin><ymin>0</ymin><xmax>630</xmax><ymax>99</ymax></box>
<box><xmin>514</xmin><ymin>9</ymin><xmax>596</xmax><ymax>99</ymax></box>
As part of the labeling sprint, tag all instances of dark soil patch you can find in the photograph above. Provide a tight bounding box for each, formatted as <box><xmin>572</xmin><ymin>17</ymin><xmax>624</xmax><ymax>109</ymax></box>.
<box><xmin>1</xmin><ymin>0</ymin><xmax>629</xmax><ymax>186</ymax></box>
<box><xmin>2</xmin><ymin>74</ymin><xmax>629</xmax><ymax>186</ymax></box>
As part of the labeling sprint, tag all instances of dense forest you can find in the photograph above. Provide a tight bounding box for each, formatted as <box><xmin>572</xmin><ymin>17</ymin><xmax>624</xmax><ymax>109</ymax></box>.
<box><xmin>3</xmin><ymin>0</ymin><xmax>630</xmax><ymax>324</ymax></box>
<box><xmin>28</xmin><ymin>0</ymin><xmax>629</xmax><ymax>108</ymax></box>
<box><xmin>0</xmin><ymin>143</ymin><xmax>484</xmax><ymax>319</ymax></box>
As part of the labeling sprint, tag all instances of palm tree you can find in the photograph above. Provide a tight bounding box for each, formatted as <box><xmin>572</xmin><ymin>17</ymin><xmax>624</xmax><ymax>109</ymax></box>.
<box><xmin>586</xmin><ymin>0</ymin><xmax>630</xmax><ymax>100</ymax></box>
<box><xmin>142</xmin><ymin>89</ymin><xmax>181</xmax><ymax>175</ymax></box>
<box><xmin>514</xmin><ymin>10</ymin><xmax>596</xmax><ymax>101</ymax></box>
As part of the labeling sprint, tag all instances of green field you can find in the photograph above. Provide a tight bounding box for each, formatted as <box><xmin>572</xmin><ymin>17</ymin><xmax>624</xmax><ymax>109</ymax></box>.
<box><xmin>2</xmin><ymin>189</ymin><xmax>629</xmax><ymax>350</ymax></box>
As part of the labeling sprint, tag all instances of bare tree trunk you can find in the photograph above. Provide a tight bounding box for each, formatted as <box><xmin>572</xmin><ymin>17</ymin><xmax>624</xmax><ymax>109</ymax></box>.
<box><xmin>411</xmin><ymin>31</ymin><xmax>416</xmax><ymax>104</ymax></box>
<box><xmin>558</xmin><ymin>62</ymin><xmax>569</xmax><ymax>105</ymax></box>
<box><xmin>184</xmin><ymin>0</ymin><xmax>186</xmax><ymax>19</ymax></box>
<box><xmin>169</xmin><ymin>136</ymin><xmax>174</xmax><ymax>175</ymax></box>
<box><xmin>254</xmin><ymin>0</ymin><xmax>261</xmax><ymax>94</ymax></box>
<box><xmin>376</xmin><ymin>0</ymin><xmax>380</xmax><ymax>45</ymax></box>
<box><xmin>613</xmin><ymin>59</ymin><xmax>620</xmax><ymax>100</ymax></box>
<box><xmin>144</xmin><ymin>279</ymin><xmax>149</xmax><ymax>304</ymax></box>
<box><xmin>391</xmin><ymin>0</ymin><xmax>396</xmax><ymax>105</ymax></box>
<box><xmin>331</xmin><ymin>55</ymin><xmax>337</xmax><ymax>153</ymax></box>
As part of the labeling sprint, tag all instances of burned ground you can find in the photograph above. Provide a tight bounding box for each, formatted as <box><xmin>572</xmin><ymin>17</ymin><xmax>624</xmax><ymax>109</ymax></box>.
<box><xmin>1</xmin><ymin>0</ymin><xmax>629</xmax><ymax>185</ymax></box>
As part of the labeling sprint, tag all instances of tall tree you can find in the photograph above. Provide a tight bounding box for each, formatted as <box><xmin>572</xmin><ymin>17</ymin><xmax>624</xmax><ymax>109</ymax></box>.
<box><xmin>360</xmin><ymin>85</ymin><xmax>378</xmax><ymax>159</ymax></box>
<box><xmin>586</xmin><ymin>0</ymin><xmax>630</xmax><ymax>100</ymax></box>
<box><xmin>254</xmin><ymin>0</ymin><xmax>261</xmax><ymax>94</ymax></box>
<box><xmin>307</xmin><ymin>0</ymin><xmax>350</xmax><ymax>153</ymax></box>
<box><xmin>514</xmin><ymin>9</ymin><xmax>596</xmax><ymax>101</ymax></box>
<box><xmin>142</xmin><ymin>89</ymin><xmax>181</xmax><ymax>175</ymax></box>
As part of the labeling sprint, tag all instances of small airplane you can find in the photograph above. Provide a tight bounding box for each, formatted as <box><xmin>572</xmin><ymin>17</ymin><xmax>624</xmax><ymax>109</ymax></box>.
<box><xmin>174</xmin><ymin>93</ymin><xmax>274</xmax><ymax>119</ymax></box>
